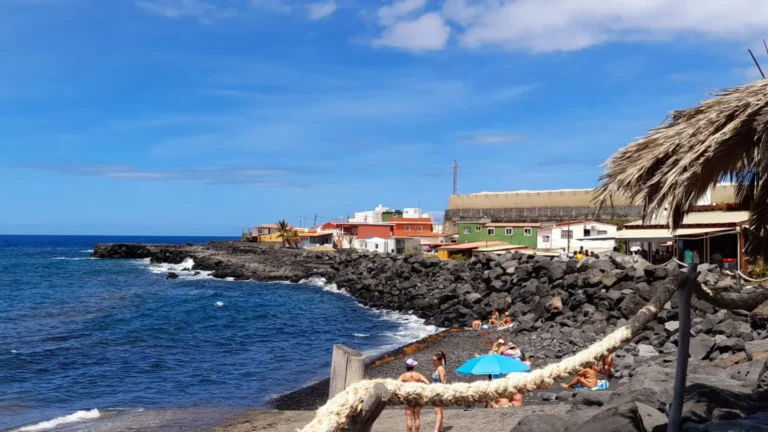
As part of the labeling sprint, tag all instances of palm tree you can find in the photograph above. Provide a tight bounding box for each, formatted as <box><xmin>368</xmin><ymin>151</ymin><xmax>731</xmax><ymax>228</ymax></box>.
<box><xmin>275</xmin><ymin>220</ymin><xmax>291</xmax><ymax>248</ymax></box>
<box><xmin>594</xmin><ymin>78</ymin><xmax>768</xmax><ymax>260</ymax></box>
<box><xmin>286</xmin><ymin>229</ymin><xmax>301</xmax><ymax>249</ymax></box>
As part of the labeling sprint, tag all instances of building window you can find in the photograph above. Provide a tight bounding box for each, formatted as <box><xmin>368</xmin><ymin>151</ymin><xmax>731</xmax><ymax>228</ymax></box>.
<box><xmin>524</xmin><ymin>227</ymin><xmax>533</xmax><ymax>236</ymax></box>
<box><xmin>463</xmin><ymin>227</ymin><xmax>471</xmax><ymax>234</ymax></box>
<box><xmin>561</xmin><ymin>230</ymin><xmax>573</xmax><ymax>239</ymax></box>
<box><xmin>405</xmin><ymin>226</ymin><xmax>411</xmax><ymax>232</ymax></box>
<box><xmin>505</xmin><ymin>228</ymin><xmax>513</xmax><ymax>236</ymax></box>
<box><xmin>598</xmin><ymin>230</ymin><xmax>608</xmax><ymax>235</ymax></box>
<box><xmin>487</xmin><ymin>228</ymin><xmax>495</xmax><ymax>236</ymax></box>
<box><xmin>475</xmin><ymin>226</ymin><xmax>481</xmax><ymax>232</ymax></box>
<box><xmin>351</xmin><ymin>227</ymin><xmax>358</xmax><ymax>235</ymax></box>
<box><xmin>375</xmin><ymin>243</ymin><xmax>378</xmax><ymax>249</ymax></box>
<box><xmin>416</xmin><ymin>226</ymin><xmax>423</xmax><ymax>232</ymax></box>
<box><xmin>542</xmin><ymin>235</ymin><xmax>550</xmax><ymax>242</ymax></box>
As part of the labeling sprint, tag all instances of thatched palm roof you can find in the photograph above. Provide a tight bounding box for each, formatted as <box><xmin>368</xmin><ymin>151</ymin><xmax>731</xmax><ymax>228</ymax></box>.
<box><xmin>593</xmin><ymin>78</ymin><xmax>768</xmax><ymax>257</ymax></box>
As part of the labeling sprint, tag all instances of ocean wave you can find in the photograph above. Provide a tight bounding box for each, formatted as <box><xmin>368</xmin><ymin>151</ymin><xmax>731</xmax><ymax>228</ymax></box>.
<box><xmin>298</xmin><ymin>276</ymin><xmax>440</xmax><ymax>353</ymax></box>
<box><xmin>145</xmin><ymin>258</ymin><xmax>217</xmax><ymax>281</ymax></box>
<box><xmin>299</xmin><ymin>276</ymin><xmax>350</xmax><ymax>297</ymax></box>
<box><xmin>353</xmin><ymin>333</ymin><xmax>370</xmax><ymax>337</ymax></box>
<box><xmin>51</xmin><ymin>257</ymin><xmax>97</xmax><ymax>261</ymax></box>
<box><xmin>80</xmin><ymin>249</ymin><xmax>94</xmax><ymax>253</ymax></box>
<box><xmin>14</xmin><ymin>409</ymin><xmax>100</xmax><ymax>432</ymax></box>
<box><xmin>215</xmin><ymin>301</ymin><xmax>224</xmax><ymax>307</ymax></box>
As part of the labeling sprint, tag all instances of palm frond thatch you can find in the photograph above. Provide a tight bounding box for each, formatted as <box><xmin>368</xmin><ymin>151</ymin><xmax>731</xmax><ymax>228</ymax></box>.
<box><xmin>593</xmin><ymin>78</ymin><xmax>768</xmax><ymax>258</ymax></box>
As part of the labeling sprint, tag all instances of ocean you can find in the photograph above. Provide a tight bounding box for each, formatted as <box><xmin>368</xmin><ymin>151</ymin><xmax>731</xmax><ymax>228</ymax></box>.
<box><xmin>0</xmin><ymin>235</ymin><xmax>438</xmax><ymax>431</ymax></box>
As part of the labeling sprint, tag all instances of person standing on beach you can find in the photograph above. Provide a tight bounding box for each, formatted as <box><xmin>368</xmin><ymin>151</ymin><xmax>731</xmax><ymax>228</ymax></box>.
<box><xmin>399</xmin><ymin>359</ymin><xmax>430</xmax><ymax>432</ymax></box>
<box><xmin>432</xmin><ymin>352</ymin><xmax>447</xmax><ymax>432</ymax></box>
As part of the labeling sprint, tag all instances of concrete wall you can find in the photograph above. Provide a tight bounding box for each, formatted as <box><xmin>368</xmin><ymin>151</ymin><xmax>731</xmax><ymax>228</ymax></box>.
<box><xmin>447</xmin><ymin>185</ymin><xmax>736</xmax><ymax>210</ymax></box>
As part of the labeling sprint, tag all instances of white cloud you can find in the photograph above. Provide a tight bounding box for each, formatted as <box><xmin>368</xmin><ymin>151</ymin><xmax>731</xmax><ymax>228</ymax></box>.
<box><xmin>136</xmin><ymin>0</ymin><xmax>236</xmax><ymax>22</ymax></box>
<box><xmin>377</xmin><ymin>0</ymin><xmax>427</xmax><ymax>25</ymax></box>
<box><xmin>307</xmin><ymin>1</ymin><xmax>336</xmax><ymax>20</ymax></box>
<box><xmin>374</xmin><ymin>12</ymin><xmax>450</xmax><ymax>52</ymax></box>
<box><xmin>448</xmin><ymin>0</ymin><xmax>768</xmax><ymax>53</ymax></box>
<box><xmin>460</xmin><ymin>133</ymin><xmax>525</xmax><ymax>145</ymax></box>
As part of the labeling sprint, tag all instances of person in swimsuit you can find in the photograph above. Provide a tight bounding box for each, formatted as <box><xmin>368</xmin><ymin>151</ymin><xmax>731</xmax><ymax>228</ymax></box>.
<box><xmin>471</xmin><ymin>319</ymin><xmax>482</xmax><ymax>331</ymax></box>
<box><xmin>432</xmin><ymin>352</ymin><xmax>447</xmax><ymax>432</ymax></box>
<box><xmin>561</xmin><ymin>362</ymin><xmax>599</xmax><ymax>389</ymax></box>
<box><xmin>601</xmin><ymin>353</ymin><xmax>614</xmax><ymax>380</ymax></box>
<box><xmin>502</xmin><ymin>312</ymin><xmax>513</xmax><ymax>326</ymax></box>
<box><xmin>398</xmin><ymin>358</ymin><xmax>430</xmax><ymax>432</ymax></box>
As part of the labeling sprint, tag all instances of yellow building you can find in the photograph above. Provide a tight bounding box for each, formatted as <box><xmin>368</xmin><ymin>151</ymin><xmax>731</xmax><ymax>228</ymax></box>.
<box><xmin>258</xmin><ymin>232</ymin><xmax>284</xmax><ymax>243</ymax></box>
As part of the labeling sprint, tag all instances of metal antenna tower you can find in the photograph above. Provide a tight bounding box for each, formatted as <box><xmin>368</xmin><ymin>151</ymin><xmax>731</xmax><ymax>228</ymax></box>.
<box><xmin>452</xmin><ymin>160</ymin><xmax>458</xmax><ymax>195</ymax></box>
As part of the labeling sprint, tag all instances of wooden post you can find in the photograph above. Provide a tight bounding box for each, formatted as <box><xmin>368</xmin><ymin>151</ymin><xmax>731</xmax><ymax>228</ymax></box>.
<box><xmin>668</xmin><ymin>264</ymin><xmax>699</xmax><ymax>432</ymax></box>
<box><xmin>329</xmin><ymin>344</ymin><xmax>365</xmax><ymax>399</ymax></box>
<box><xmin>345</xmin><ymin>383</ymin><xmax>390</xmax><ymax>432</ymax></box>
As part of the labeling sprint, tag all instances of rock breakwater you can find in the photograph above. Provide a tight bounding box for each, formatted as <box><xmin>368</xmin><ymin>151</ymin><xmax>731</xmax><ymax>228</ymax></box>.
<box><xmin>93</xmin><ymin>242</ymin><xmax>768</xmax><ymax>368</ymax></box>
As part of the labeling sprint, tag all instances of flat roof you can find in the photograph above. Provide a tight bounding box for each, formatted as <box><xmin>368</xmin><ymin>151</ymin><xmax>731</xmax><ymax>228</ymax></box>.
<box><xmin>475</xmin><ymin>244</ymin><xmax>530</xmax><ymax>252</ymax></box>
<box><xmin>484</xmin><ymin>223</ymin><xmax>542</xmax><ymax>227</ymax></box>
<box><xmin>467</xmin><ymin>188</ymin><xmax>594</xmax><ymax>195</ymax></box>
<box><xmin>625</xmin><ymin>211</ymin><xmax>749</xmax><ymax>227</ymax></box>
<box><xmin>579</xmin><ymin>227</ymin><xmax>736</xmax><ymax>241</ymax></box>
<box><xmin>388</xmin><ymin>217</ymin><xmax>432</xmax><ymax>223</ymax></box>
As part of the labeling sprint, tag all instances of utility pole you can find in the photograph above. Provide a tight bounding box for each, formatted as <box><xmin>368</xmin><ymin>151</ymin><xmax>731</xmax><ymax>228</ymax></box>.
<box><xmin>314</xmin><ymin>214</ymin><xmax>317</xmax><ymax>227</ymax></box>
<box><xmin>452</xmin><ymin>160</ymin><xmax>458</xmax><ymax>195</ymax></box>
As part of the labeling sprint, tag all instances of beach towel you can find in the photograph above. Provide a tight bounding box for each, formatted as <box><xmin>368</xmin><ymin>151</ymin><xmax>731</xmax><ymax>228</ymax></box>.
<box><xmin>574</xmin><ymin>380</ymin><xmax>610</xmax><ymax>391</ymax></box>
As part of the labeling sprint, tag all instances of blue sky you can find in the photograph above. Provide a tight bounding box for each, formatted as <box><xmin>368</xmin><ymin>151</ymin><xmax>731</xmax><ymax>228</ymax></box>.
<box><xmin>2</xmin><ymin>0</ymin><xmax>768</xmax><ymax>235</ymax></box>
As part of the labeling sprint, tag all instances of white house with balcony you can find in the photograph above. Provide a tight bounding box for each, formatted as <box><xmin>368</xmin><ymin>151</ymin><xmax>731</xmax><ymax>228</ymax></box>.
<box><xmin>537</xmin><ymin>220</ymin><xmax>618</xmax><ymax>252</ymax></box>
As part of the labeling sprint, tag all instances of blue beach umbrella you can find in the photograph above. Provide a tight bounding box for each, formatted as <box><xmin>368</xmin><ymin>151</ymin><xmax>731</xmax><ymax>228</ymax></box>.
<box><xmin>456</xmin><ymin>354</ymin><xmax>531</xmax><ymax>376</ymax></box>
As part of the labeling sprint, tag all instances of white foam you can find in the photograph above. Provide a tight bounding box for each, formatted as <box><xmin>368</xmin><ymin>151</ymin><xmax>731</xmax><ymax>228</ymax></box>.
<box><xmin>215</xmin><ymin>301</ymin><xmax>224</xmax><ymax>307</ymax></box>
<box><xmin>15</xmin><ymin>409</ymin><xmax>100</xmax><ymax>432</ymax></box>
<box><xmin>299</xmin><ymin>276</ymin><xmax>351</xmax><ymax>297</ymax></box>
<box><xmin>80</xmin><ymin>249</ymin><xmax>94</xmax><ymax>253</ymax></box>
<box><xmin>145</xmin><ymin>258</ymin><xmax>216</xmax><ymax>280</ymax></box>
<box><xmin>298</xmin><ymin>276</ymin><xmax>440</xmax><ymax>354</ymax></box>
<box><xmin>11</xmin><ymin>349</ymin><xmax>17</xmax><ymax>353</ymax></box>
<box><xmin>51</xmin><ymin>257</ymin><xmax>96</xmax><ymax>261</ymax></box>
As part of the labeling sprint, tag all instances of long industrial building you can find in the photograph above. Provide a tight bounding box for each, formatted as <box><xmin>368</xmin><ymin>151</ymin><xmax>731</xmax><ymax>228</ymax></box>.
<box><xmin>443</xmin><ymin>184</ymin><xmax>736</xmax><ymax>232</ymax></box>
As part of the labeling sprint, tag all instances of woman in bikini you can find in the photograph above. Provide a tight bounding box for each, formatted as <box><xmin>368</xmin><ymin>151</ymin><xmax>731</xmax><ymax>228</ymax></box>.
<box><xmin>432</xmin><ymin>352</ymin><xmax>447</xmax><ymax>432</ymax></box>
<box><xmin>399</xmin><ymin>358</ymin><xmax>431</xmax><ymax>432</ymax></box>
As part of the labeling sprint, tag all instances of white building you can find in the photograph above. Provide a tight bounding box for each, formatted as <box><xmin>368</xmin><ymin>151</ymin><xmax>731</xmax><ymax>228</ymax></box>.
<box><xmin>537</xmin><ymin>220</ymin><xmax>618</xmax><ymax>252</ymax></box>
<box><xmin>297</xmin><ymin>232</ymin><xmax>334</xmax><ymax>249</ymax></box>
<box><xmin>349</xmin><ymin>204</ymin><xmax>390</xmax><ymax>224</ymax></box>
<box><xmin>403</xmin><ymin>208</ymin><xmax>426</xmax><ymax>218</ymax></box>
<box><xmin>355</xmin><ymin>237</ymin><xmax>396</xmax><ymax>253</ymax></box>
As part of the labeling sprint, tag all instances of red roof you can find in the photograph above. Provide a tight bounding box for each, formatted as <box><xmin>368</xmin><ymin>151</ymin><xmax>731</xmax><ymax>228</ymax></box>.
<box><xmin>388</xmin><ymin>217</ymin><xmax>432</xmax><ymax>223</ymax></box>
<box><xmin>335</xmin><ymin>222</ymin><xmax>394</xmax><ymax>226</ymax></box>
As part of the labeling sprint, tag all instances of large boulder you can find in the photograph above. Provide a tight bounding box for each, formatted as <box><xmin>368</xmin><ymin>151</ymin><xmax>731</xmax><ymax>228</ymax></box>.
<box><xmin>619</xmin><ymin>294</ymin><xmax>647</xmax><ymax>319</ymax></box>
<box><xmin>756</xmin><ymin>356</ymin><xmax>768</xmax><ymax>403</ymax></box>
<box><xmin>681</xmin><ymin>383</ymin><xmax>756</xmax><ymax>424</ymax></box>
<box><xmin>570</xmin><ymin>391</ymin><xmax>614</xmax><ymax>409</ymax></box>
<box><xmin>751</xmin><ymin>299</ymin><xmax>768</xmax><ymax>330</ymax></box>
<box><xmin>746</xmin><ymin>340</ymin><xmax>768</xmax><ymax>361</ymax></box>
<box><xmin>571</xmin><ymin>401</ymin><xmax>667</xmax><ymax>432</ymax></box>
<box><xmin>511</xmin><ymin>414</ymin><xmax>567</xmax><ymax>432</ymax></box>
<box><xmin>690</xmin><ymin>334</ymin><xmax>716</xmax><ymax>361</ymax></box>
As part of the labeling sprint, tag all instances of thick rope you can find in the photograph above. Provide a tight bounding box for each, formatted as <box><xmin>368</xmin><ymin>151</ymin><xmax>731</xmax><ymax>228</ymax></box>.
<box><xmin>737</xmin><ymin>271</ymin><xmax>768</xmax><ymax>283</ymax></box>
<box><xmin>298</xmin><ymin>271</ymin><xmax>680</xmax><ymax>432</ymax></box>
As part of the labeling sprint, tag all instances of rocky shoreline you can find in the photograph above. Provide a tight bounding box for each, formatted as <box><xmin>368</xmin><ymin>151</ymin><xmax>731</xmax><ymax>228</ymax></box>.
<box><xmin>93</xmin><ymin>241</ymin><xmax>768</xmax><ymax>430</ymax></box>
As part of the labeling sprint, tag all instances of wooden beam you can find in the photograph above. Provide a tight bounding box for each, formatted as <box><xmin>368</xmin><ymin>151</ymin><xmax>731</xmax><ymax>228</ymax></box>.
<box><xmin>329</xmin><ymin>345</ymin><xmax>365</xmax><ymax>399</ymax></box>
<box><xmin>345</xmin><ymin>383</ymin><xmax>390</xmax><ymax>432</ymax></box>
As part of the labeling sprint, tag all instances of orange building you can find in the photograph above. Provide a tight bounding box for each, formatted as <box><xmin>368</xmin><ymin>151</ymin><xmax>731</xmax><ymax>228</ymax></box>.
<box><xmin>389</xmin><ymin>217</ymin><xmax>433</xmax><ymax>237</ymax></box>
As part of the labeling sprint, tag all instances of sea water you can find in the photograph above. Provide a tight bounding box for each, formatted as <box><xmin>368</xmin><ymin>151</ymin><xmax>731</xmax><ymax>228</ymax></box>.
<box><xmin>0</xmin><ymin>235</ymin><xmax>438</xmax><ymax>431</ymax></box>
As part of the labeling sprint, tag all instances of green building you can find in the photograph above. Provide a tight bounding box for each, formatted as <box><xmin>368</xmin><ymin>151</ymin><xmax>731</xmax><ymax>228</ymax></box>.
<box><xmin>381</xmin><ymin>210</ymin><xmax>404</xmax><ymax>222</ymax></box>
<box><xmin>457</xmin><ymin>221</ymin><xmax>540</xmax><ymax>248</ymax></box>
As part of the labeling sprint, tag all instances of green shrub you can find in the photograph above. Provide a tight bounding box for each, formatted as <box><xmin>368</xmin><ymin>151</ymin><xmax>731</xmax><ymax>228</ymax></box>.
<box><xmin>748</xmin><ymin>258</ymin><xmax>768</xmax><ymax>278</ymax></box>
<box><xmin>450</xmin><ymin>254</ymin><xmax>467</xmax><ymax>261</ymax></box>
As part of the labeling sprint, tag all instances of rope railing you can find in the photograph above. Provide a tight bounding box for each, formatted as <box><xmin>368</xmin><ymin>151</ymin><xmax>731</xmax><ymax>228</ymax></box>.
<box><xmin>298</xmin><ymin>274</ymin><xmax>680</xmax><ymax>432</ymax></box>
